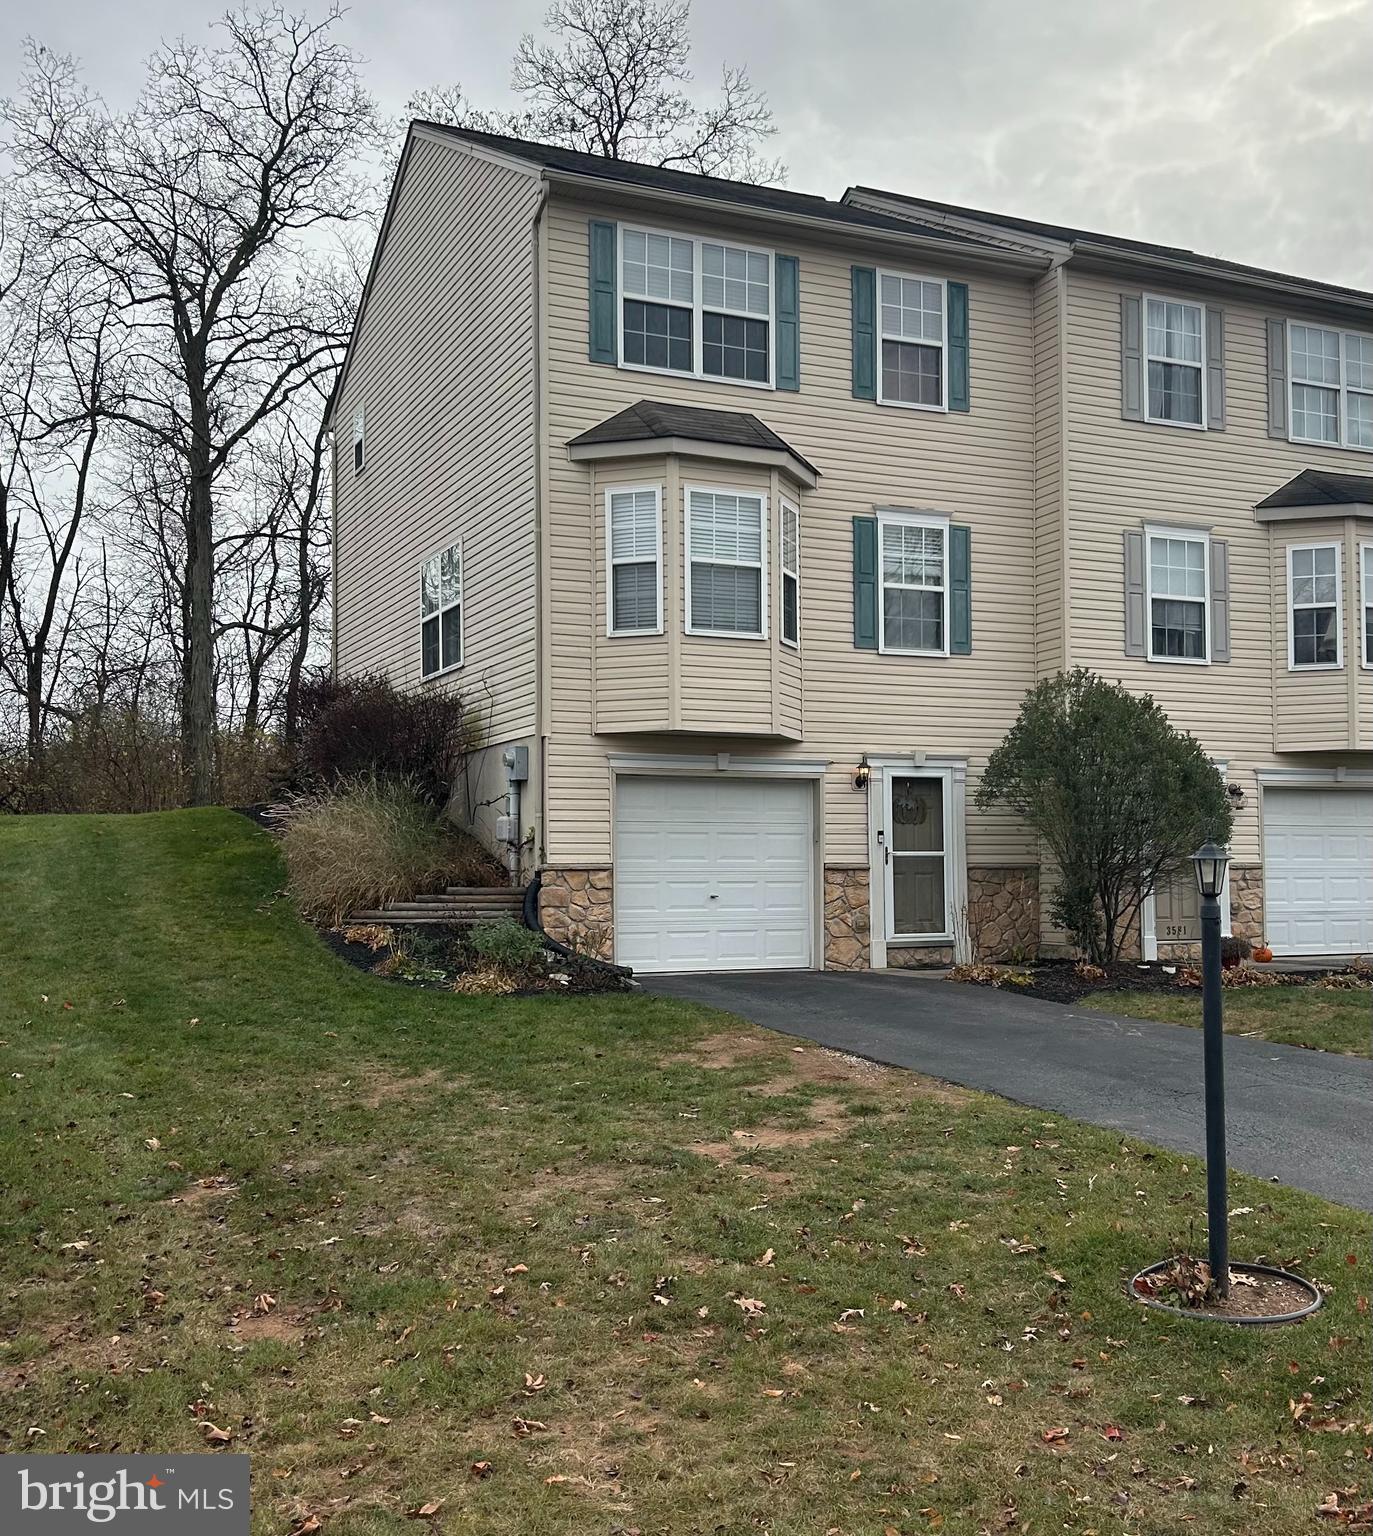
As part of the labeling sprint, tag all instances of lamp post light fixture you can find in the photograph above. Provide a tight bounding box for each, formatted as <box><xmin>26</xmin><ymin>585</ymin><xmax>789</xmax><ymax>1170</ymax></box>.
<box><xmin>1192</xmin><ymin>840</ymin><xmax>1232</xmax><ymax>1299</ymax></box>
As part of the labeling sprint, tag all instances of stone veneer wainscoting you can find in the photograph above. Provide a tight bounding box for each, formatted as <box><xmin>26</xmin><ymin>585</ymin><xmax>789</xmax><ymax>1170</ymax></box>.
<box><xmin>823</xmin><ymin>867</ymin><xmax>870</xmax><ymax>969</ymax></box>
<box><xmin>538</xmin><ymin>867</ymin><xmax>614</xmax><ymax>959</ymax></box>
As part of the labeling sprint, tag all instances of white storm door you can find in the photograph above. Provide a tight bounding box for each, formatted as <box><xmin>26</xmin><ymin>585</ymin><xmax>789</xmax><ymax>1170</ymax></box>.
<box><xmin>882</xmin><ymin>771</ymin><xmax>953</xmax><ymax>942</ymax></box>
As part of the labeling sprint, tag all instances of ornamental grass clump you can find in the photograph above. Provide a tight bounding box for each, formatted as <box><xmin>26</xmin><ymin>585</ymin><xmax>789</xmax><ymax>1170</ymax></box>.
<box><xmin>282</xmin><ymin>776</ymin><xmax>483</xmax><ymax>924</ymax></box>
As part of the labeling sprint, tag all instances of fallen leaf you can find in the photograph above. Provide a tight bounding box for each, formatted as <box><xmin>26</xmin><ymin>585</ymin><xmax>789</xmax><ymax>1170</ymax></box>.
<box><xmin>405</xmin><ymin>1501</ymin><xmax>443</xmax><ymax>1519</ymax></box>
<box><xmin>468</xmin><ymin>1462</ymin><xmax>493</xmax><ymax>1480</ymax></box>
<box><xmin>198</xmin><ymin>1422</ymin><xmax>233</xmax><ymax>1445</ymax></box>
<box><xmin>252</xmin><ymin>1293</ymin><xmax>277</xmax><ymax>1315</ymax></box>
<box><xmin>1103</xmin><ymin>1425</ymin><xmax>1124</xmax><ymax>1442</ymax></box>
<box><xmin>734</xmin><ymin>1296</ymin><xmax>766</xmax><ymax>1317</ymax></box>
<box><xmin>755</xmin><ymin>1248</ymin><xmax>775</xmax><ymax>1267</ymax></box>
<box><xmin>504</xmin><ymin>1263</ymin><xmax>528</xmax><ymax>1276</ymax></box>
<box><xmin>1041</xmin><ymin>1427</ymin><xmax>1070</xmax><ymax>1444</ymax></box>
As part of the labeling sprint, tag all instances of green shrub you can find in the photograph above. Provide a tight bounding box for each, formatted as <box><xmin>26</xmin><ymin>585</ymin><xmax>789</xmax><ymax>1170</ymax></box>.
<box><xmin>282</xmin><ymin>777</ymin><xmax>477</xmax><ymax>923</ymax></box>
<box><xmin>468</xmin><ymin>918</ymin><xmax>545</xmax><ymax>971</ymax></box>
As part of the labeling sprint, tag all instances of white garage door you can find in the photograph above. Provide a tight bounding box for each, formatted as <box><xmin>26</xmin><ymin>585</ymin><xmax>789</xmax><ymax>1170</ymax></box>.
<box><xmin>614</xmin><ymin>776</ymin><xmax>814</xmax><ymax>973</ymax></box>
<box><xmin>1264</xmin><ymin>788</ymin><xmax>1373</xmax><ymax>956</ymax></box>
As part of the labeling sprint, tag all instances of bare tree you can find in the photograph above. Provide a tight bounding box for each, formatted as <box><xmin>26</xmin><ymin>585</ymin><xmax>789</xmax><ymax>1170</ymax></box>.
<box><xmin>409</xmin><ymin>0</ymin><xmax>783</xmax><ymax>181</ymax></box>
<box><xmin>8</xmin><ymin>8</ymin><xmax>380</xmax><ymax>802</ymax></box>
<box><xmin>0</xmin><ymin>245</ymin><xmax>118</xmax><ymax>766</ymax></box>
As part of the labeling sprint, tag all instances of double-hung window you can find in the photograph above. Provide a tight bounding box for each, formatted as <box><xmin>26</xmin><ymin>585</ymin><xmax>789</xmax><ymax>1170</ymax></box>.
<box><xmin>879</xmin><ymin>512</ymin><xmax>947</xmax><ymax>654</ymax></box>
<box><xmin>606</xmin><ymin>487</ymin><xmax>662</xmax><ymax>635</ymax></box>
<box><xmin>1146</xmin><ymin>529</ymin><xmax>1209</xmax><ymax>661</ymax></box>
<box><xmin>686</xmin><ymin>488</ymin><xmax>766</xmax><ymax>636</ymax></box>
<box><xmin>1363</xmin><ymin>545</ymin><xmax>1373</xmax><ymax>667</ymax></box>
<box><xmin>420</xmin><ymin>541</ymin><xmax>462</xmax><ymax>677</ymax></box>
<box><xmin>1289</xmin><ymin>323</ymin><xmax>1373</xmax><ymax>449</ymax></box>
<box><xmin>620</xmin><ymin>226</ymin><xmax>773</xmax><ymax>385</ymax></box>
<box><xmin>1145</xmin><ymin>297</ymin><xmax>1204</xmax><ymax>426</ymax></box>
<box><xmin>780</xmin><ymin>500</ymin><xmax>800</xmax><ymax>647</ymax></box>
<box><xmin>1288</xmin><ymin>543</ymin><xmax>1341</xmax><ymax>668</ymax></box>
<box><xmin>878</xmin><ymin>272</ymin><xmax>945</xmax><ymax>408</ymax></box>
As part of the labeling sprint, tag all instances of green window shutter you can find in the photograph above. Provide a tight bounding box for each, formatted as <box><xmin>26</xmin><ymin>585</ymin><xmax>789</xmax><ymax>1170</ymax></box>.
<box><xmin>851</xmin><ymin>266</ymin><xmax>876</xmax><ymax>400</ymax></box>
<box><xmin>588</xmin><ymin>220</ymin><xmax>617</xmax><ymax>365</ymax></box>
<box><xmin>947</xmin><ymin>282</ymin><xmax>970</xmax><ymax>412</ymax></box>
<box><xmin>775</xmin><ymin>254</ymin><xmax>800</xmax><ymax>391</ymax></box>
<box><xmin>949</xmin><ymin>524</ymin><xmax>972</xmax><ymax>654</ymax></box>
<box><xmin>852</xmin><ymin>515</ymin><xmax>878</xmax><ymax>649</ymax></box>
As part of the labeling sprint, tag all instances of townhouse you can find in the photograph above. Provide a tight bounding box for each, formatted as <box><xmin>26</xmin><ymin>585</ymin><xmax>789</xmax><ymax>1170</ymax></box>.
<box><xmin>328</xmin><ymin>123</ymin><xmax>1373</xmax><ymax>972</ymax></box>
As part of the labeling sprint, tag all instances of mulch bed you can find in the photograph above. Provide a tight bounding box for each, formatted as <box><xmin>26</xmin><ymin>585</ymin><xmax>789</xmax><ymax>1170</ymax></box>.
<box><xmin>321</xmin><ymin>920</ymin><xmax>634</xmax><ymax>995</ymax></box>
<box><xmin>1132</xmin><ymin>1257</ymin><xmax>1320</xmax><ymax>1323</ymax></box>
<box><xmin>959</xmin><ymin>957</ymin><xmax>1356</xmax><ymax>1006</ymax></box>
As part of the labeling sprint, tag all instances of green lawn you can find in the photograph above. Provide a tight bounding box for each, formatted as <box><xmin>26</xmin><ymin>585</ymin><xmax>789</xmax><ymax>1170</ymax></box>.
<box><xmin>1096</xmin><ymin>986</ymin><xmax>1372</xmax><ymax>1058</ymax></box>
<box><xmin>2</xmin><ymin>810</ymin><xmax>1370</xmax><ymax>1534</ymax></box>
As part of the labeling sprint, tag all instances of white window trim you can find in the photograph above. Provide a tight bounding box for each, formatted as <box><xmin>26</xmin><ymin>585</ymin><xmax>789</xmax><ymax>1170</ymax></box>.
<box><xmin>876</xmin><ymin>269</ymin><xmax>948</xmax><ymax>412</ymax></box>
<box><xmin>1142</xmin><ymin>293</ymin><xmax>1207</xmax><ymax>431</ymax></box>
<box><xmin>1286</xmin><ymin>319</ymin><xmax>1373</xmax><ymax>454</ymax></box>
<box><xmin>352</xmin><ymin>406</ymin><xmax>365</xmax><ymax>475</ymax></box>
<box><xmin>780</xmin><ymin>498</ymin><xmax>800</xmax><ymax>650</ymax></box>
<box><xmin>419</xmin><ymin>537</ymin><xmax>464</xmax><ymax>680</ymax></box>
<box><xmin>1361</xmin><ymin>542</ymin><xmax>1373</xmax><ymax>669</ymax></box>
<box><xmin>616</xmin><ymin>221</ymin><xmax>775</xmax><ymax>391</ymax></box>
<box><xmin>1286</xmin><ymin>540</ymin><xmax>1343</xmax><ymax>671</ymax></box>
<box><xmin>877</xmin><ymin>508</ymin><xmax>950</xmax><ymax>657</ymax></box>
<box><xmin>604</xmin><ymin>484</ymin><xmax>664</xmax><ymax>638</ymax></box>
<box><xmin>1144</xmin><ymin>524</ymin><xmax>1211</xmax><ymax>666</ymax></box>
<box><xmin>683</xmin><ymin>484</ymin><xmax>769</xmax><ymax>640</ymax></box>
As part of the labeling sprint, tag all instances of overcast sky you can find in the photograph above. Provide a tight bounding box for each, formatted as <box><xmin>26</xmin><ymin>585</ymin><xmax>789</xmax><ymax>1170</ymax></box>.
<box><xmin>5</xmin><ymin>0</ymin><xmax>1371</xmax><ymax>288</ymax></box>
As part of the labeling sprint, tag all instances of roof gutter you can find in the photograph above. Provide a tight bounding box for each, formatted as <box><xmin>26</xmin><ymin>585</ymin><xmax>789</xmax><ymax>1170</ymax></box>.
<box><xmin>1069</xmin><ymin>239</ymin><xmax>1373</xmax><ymax>318</ymax></box>
<box><xmin>541</xmin><ymin>168</ymin><xmax>1051</xmax><ymax>276</ymax></box>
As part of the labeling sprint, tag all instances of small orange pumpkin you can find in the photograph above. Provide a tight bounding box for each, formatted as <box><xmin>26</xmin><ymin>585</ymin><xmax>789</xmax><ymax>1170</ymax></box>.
<box><xmin>1252</xmin><ymin>942</ymin><xmax>1273</xmax><ymax>963</ymax></box>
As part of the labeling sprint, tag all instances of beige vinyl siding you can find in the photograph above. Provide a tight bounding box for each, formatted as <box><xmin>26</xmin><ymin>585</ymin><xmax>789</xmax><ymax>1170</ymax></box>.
<box><xmin>541</xmin><ymin>194</ymin><xmax>1039</xmax><ymax>868</ymax></box>
<box><xmin>332</xmin><ymin>134</ymin><xmax>542</xmax><ymax>748</ymax></box>
<box><xmin>1032</xmin><ymin>268</ymin><xmax>1068</xmax><ymax>677</ymax></box>
<box><xmin>1061</xmin><ymin>269</ymin><xmax>1373</xmax><ymax>864</ymax></box>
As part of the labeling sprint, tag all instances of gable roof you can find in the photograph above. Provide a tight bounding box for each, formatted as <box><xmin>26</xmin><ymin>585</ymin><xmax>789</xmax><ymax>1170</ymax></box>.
<box><xmin>847</xmin><ymin>187</ymin><xmax>1373</xmax><ymax>313</ymax></box>
<box><xmin>567</xmin><ymin>399</ymin><xmax>819</xmax><ymax>486</ymax></box>
<box><xmin>1256</xmin><ymin>468</ymin><xmax>1373</xmax><ymax>511</ymax></box>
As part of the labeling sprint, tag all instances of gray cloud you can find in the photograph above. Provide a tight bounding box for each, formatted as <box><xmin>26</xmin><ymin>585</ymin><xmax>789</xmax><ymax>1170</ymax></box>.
<box><xmin>4</xmin><ymin>0</ymin><xmax>1369</xmax><ymax>286</ymax></box>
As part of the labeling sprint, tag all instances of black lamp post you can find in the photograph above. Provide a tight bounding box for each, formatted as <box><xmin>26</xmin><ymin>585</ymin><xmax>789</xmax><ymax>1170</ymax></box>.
<box><xmin>1192</xmin><ymin>840</ymin><xmax>1231</xmax><ymax>1299</ymax></box>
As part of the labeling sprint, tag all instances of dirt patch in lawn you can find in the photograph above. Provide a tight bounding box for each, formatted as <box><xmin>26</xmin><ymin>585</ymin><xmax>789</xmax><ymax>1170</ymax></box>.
<box><xmin>166</xmin><ymin>1175</ymin><xmax>240</xmax><ymax>1207</ymax></box>
<box><xmin>688</xmin><ymin>1095</ymin><xmax>855</xmax><ymax>1162</ymax></box>
<box><xmin>356</xmin><ymin>1067</ymin><xmax>448</xmax><ymax>1109</ymax></box>
<box><xmin>229</xmin><ymin>1309</ymin><xmax>311</xmax><ymax>1344</ymax></box>
<box><xmin>663</xmin><ymin>1032</ymin><xmax>787</xmax><ymax>1069</ymax></box>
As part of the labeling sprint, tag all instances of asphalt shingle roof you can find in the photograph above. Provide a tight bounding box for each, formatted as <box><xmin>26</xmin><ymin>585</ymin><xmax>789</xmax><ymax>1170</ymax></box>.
<box><xmin>568</xmin><ymin>399</ymin><xmax>818</xmax><ymax>477</ymax></box>
<box><xmin>1256</xmin><ymin>468</ymin><xmax>1373</xmax><ymax>509</ymax></box>
<box><xmin>422</xmin><ymin>124</ymin><xmax>1000</xmax><ymax>250</ymax></box>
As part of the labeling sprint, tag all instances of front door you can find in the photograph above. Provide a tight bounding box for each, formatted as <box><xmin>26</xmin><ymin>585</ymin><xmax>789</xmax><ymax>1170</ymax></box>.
<box><xmin>882</xmin><ymin>772</ymin><xmax>951</xmax><ymax>943</ymax></box>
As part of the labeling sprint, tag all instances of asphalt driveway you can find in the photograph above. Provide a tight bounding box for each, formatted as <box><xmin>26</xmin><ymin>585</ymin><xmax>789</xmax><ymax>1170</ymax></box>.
<box><xmin>644</xmin><ymin>969</ymin><xmax>1373</xmax><ymax>1212</ymax></box>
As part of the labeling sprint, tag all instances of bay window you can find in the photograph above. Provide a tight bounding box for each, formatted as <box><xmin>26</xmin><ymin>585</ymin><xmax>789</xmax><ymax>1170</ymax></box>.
<box><xmin>606</xmin><ymin>486</ymin><xmax>662</xmax><ymax>635</ymax></box>
<box><xmin>780</xmin><ymin>500</ymin><xmax>800</xmax><ymax>647</ymax></box>
<box><xmin>1288</xmin><ymin>543</ymin><xmax>1341</xmax><ymax>668</ymax></box>
<box><xmin>685</xmin><ymin>488</ymin><xmax>767</xmax><ymax>636</ymax></box>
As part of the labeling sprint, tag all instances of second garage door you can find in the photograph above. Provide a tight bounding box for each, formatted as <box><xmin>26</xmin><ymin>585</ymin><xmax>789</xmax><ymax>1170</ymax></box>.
<box><xmin>1264</xmin><ymin>787</ymin><xmax>1373</xmax><ymax>956</ymax></box>
<box><xmin>614</xmin><ymin>776</ymin><xmax>814</xmax><ymax>973</ymax></box>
